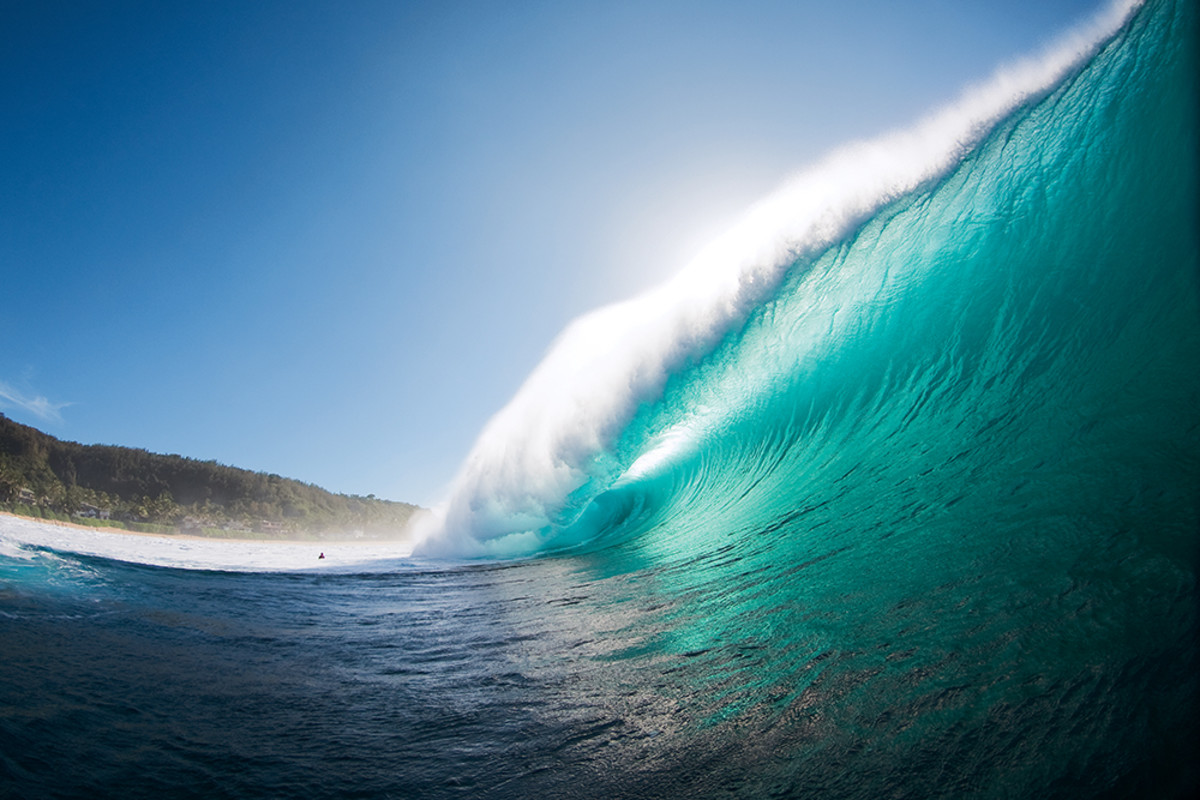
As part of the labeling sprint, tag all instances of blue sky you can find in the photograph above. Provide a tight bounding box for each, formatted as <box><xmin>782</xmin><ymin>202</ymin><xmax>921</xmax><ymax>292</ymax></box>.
<box><xmin>1</xmin><ymin>0</ymin><xmax>1103</xmax><ymax>506</ymax></box>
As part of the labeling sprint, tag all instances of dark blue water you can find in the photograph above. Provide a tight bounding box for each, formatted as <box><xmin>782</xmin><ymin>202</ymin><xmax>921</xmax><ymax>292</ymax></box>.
<box><xmin>2</xmin><ymin>1</ymin><xmax>1197</xmax><ymax>797</ymax></box>
<box><xmin>2</xmin><ymin>537</ymin><xmax>1196</xmax><ymax>799</ymax></box>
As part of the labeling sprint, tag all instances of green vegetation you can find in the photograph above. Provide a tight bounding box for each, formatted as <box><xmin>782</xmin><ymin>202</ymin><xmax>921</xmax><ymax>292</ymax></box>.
<box><xmin>0</xmin><ymin>413</ymin><xmax>421</xmax><ymax>540</ymax></box>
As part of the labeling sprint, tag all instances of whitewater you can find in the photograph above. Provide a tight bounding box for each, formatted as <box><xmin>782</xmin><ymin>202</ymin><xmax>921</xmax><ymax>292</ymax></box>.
<box><xmin>413</xmin><ymin>0</ymin><xmax>1165</xmax><ymax>558</ymax></box>
<box><xmin>0</xmin><ymin>514</ymin><xmax>414</xmax><ymax>573</ymax></box>
<box><xmin>2</xmin><ymin>0</ymin><xmax>1196</xmax><ymax>797</ymax></box>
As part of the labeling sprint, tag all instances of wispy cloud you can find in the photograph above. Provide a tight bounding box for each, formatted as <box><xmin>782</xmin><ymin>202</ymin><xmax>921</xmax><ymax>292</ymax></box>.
<box><xmin>0</xmin><ymin>379</ymin><xmax>72</xmax><ymax>425</ymax></box>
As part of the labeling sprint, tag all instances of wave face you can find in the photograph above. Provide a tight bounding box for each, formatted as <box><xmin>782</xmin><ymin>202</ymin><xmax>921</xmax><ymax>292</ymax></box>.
<box><xmin>2</xmin><ymin>2</ymin><xmax>1196</xmax><ymax>798</ymax></box>
<box><xmin>417</xmin><ymin>0</ymin><xmax>1196</xmax><ymax>562</ymax></box>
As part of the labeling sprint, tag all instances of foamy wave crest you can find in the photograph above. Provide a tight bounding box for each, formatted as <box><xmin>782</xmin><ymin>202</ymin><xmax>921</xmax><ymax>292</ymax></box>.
<box><xmin>413</xmin><ymin>0</ymin><xmax>1142</xmax><ymax>559</ymax></box>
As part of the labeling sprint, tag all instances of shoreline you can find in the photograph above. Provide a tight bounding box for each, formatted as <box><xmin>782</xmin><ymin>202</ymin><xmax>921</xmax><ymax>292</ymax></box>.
<box><xmin>0</xmin><ymin>510</ymin><xmax>400</xmax><ymax>547</ymax></box>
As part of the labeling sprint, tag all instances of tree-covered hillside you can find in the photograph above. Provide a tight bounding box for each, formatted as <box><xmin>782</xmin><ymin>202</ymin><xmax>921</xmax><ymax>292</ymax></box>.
<box><xmin>0</xmin><ymin>414</ymin><xmax>420</xmax><ymax>539</ymax></box>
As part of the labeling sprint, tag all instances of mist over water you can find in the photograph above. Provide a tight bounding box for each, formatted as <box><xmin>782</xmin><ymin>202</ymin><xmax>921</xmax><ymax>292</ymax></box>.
<box><xmin>2</xmin><ymin>1</ymin><xmax>1197</xmax><ymax>797</ymax></box>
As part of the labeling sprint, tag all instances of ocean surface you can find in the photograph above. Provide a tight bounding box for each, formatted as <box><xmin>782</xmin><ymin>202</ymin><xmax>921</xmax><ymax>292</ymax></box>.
<box><xmin>2</xmin><ymin>0</ymin><xmax>1197</xmax><ymax>797</ymax></box>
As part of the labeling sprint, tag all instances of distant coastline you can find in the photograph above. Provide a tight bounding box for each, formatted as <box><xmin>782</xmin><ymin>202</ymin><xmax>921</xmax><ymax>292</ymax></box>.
<box><xmin>0</xmin><ymin>414</ymin><xmax>422</xmax><ymax>541</ymax></box>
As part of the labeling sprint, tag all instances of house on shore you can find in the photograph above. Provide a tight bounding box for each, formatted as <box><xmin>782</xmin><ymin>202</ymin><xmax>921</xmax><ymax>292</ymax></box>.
<box><xmin>76</xmin><ymin>503</ymin><xmax>111</xmax><ymax>520</ymax></box>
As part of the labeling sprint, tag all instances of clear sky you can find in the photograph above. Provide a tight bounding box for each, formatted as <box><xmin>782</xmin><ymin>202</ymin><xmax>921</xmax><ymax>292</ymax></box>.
<box><xmin>1</xmin><ymin>0</ymin><xmax>1104</xmax><ymax>506</ymax></box>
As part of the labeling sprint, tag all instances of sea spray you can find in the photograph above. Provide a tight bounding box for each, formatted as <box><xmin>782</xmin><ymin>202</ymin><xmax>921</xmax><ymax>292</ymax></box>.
<box><xmin>414</xmin><ymin>0</ymin><xmax>1147</xmax><ymax>558</ymax></box>
<box><xmin>2</xmin><ymin>2</ymin><xmax>1196</xmax><ymax>797</ymax></box>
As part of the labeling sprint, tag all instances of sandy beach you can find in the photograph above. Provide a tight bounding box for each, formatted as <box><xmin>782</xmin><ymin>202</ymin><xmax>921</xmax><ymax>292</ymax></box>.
<box><xmin>0</xmin><ymin>510</ymin><xmax>402</xmax><ymax>545</ymax></box>
<box><xmin>0</xmin><ymin>511</ymin><xmax>415</xmax><ymax>572</ymax></box>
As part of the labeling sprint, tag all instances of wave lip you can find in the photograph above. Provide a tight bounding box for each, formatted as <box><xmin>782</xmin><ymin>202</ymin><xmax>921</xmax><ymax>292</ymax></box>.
<box><xmin>414</xmin><ymin>0</ymin><xmax>1148</xmax><ymax>559</ymax></box>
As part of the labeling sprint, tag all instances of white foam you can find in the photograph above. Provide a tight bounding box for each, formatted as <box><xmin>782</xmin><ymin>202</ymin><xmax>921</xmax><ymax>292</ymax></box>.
<box><xmin>420</xmin><ymin>0</ymin><xmax>1144</xmax><ymax>558</ymax></box>
<box><xmin>0</xmin><ymin>514</ymin><xmax>414</xmax><ymax>574</ymax></box>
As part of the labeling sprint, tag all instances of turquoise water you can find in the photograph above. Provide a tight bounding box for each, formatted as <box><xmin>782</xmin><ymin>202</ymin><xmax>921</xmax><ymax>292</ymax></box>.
<box><xmin>2</xmin><ymin>1</ymin><xmax>1197</xmax><ymax>797</ymax></box>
